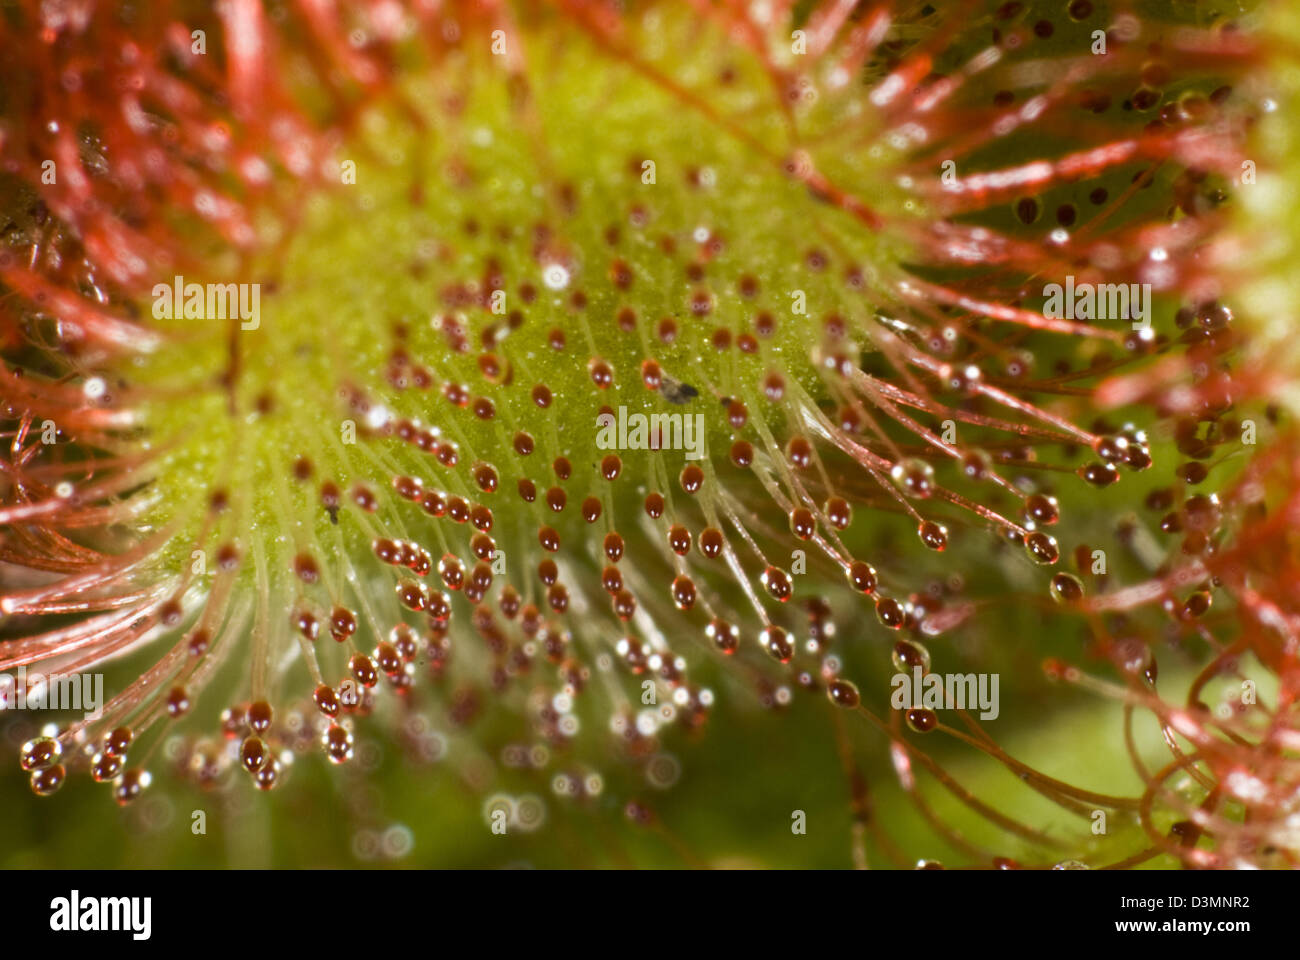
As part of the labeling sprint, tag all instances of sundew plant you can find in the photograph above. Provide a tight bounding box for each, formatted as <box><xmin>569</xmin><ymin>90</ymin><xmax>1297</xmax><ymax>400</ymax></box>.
<box><xmin>1</xmin><ymin>0</ymin><xmax>1299</xmax><ymax>869</ymax></box>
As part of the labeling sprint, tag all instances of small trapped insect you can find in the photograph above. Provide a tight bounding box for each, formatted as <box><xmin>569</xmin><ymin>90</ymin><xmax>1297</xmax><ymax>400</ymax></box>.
<box><xmin>660</xmin><ymin>374</ymin><xmax>699</xmax><ymax>405</ymax></box>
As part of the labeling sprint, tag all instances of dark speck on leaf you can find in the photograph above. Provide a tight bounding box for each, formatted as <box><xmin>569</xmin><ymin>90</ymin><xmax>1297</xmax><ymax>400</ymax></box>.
<box><xmin>807</xmin><ymin>183</ymin><xmax>833</xmax><ymax>204</ymax></box>
<box><xmin>661</xmin><ymin>376</ymin><xmax>698</xmax><ymax>405</ymax></box>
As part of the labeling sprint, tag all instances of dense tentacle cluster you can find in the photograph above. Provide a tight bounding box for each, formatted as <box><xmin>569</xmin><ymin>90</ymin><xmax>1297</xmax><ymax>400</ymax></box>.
<box><xmin>2</xmin><ymin>0</ymin><xmax>1297</xmax><ymax>867</ymax></box>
